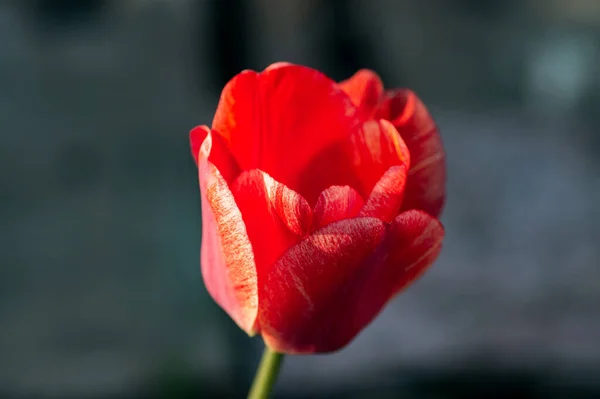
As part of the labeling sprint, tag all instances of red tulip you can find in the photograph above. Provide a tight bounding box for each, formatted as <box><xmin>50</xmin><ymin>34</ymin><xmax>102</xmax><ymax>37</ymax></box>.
<box><xmin>190</xmin><ymin>63</ymin><xmax>445</xmax><ymax>354</ymax></box>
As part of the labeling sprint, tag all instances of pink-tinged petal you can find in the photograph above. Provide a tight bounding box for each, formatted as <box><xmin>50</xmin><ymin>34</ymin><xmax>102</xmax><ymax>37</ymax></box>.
<box><xmin>297</xmin><ymin>119</ymin><xmax>410</xmax><ymax>205</ymax></box>
<box><xmin>197</xmin><ymin>132</ymin><xmax>258</xmax><ymax>334</ymax></box>
<box><xmin>312</xmin><ymin>186</ymin><xmax>364</xmax><ymax>231</ymax></box>
<box><xmin>231</xmin><ymin>170</ymin><xmax>313</xmax><ymax>296</ymax></box>
<box><xmin>377</xmin><ymin>90</ymin><xmax>446</xmax><ymax>217</ymax></box>
<box><xmin>259</xmin><ymin>217</ymin><xmax>387</xmax><ymax>354</ymax></box>
<box><xmin>211</xmin><ymin>64</ymin><xmax>361</xmax><ymax>197</ymax></box>
<box><xmin>338</xmin><ymin>69</ymin><xmax>385</xmax><ymax>119</ymax></box>
<box><xmin>260</xmin><ymin>211</ymin><xmax>443</xmax><ymax>354</ymax></box>
<box><xmin>359</xmin><ymin>165</ymin><xmax>408</xmax><ymax>222</ymax></box>
<box><xmin>190</xmin><ymin>125</ymin><xmax>241</xmax><ymax>184</ymax></box>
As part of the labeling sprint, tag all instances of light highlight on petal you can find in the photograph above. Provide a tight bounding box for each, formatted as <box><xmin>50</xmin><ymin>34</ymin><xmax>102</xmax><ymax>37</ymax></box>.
<box><xmin>196</xmin><ymin>131</ymin><xmax>258</xmax><ymax>334</ymax></box>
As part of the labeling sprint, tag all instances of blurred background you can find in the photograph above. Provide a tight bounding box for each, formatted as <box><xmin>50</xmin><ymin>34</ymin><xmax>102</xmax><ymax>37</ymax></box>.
<box><xmin>1</xmin><ymin>0</ymin><xmax>599</xmax><ymax>398</ymax></box>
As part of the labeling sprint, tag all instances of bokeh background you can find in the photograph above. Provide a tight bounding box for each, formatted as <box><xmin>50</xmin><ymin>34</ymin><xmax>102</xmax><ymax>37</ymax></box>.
<box><xmin>1</xmin><ymin>0</ymin><xmax>599</xmax><ymax>398</ymax></box>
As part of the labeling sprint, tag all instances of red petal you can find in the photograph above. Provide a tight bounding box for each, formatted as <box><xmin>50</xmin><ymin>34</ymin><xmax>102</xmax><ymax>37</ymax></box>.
<box><xmin>381</xmin><ymin>210</ymin><xmax>444</xmax><ymax>295</ymax></box>
<box><xmin>377</xmin><ymin>90</ymin><xmax>446</xmax><ymax>217</ymax></box>
<box><xmin>189</xmin><ymin>125</ymin><xmax>205</xmax><ymax>166</ymax></box>
<box><xmin>312</xmin><ymin>186</ymin><xmax>364</xmax><ymax>231</ymax></box>
<box><xmin>259</xmin><ymin>211</ymin><xmax>443</xmax><ymax>354</ymax></box>
<box><xmin>259</xmin><ymin>217</ymin><xmax>387</xmax><ymax>354</ymax></box>
<box><xmin>190</xmin><ymin>125</ymin><xmax>241</xmax><ymax>184</ymax></box>
<box><xmin>339</xmin><ymin>210</ymin><xmax>444</xmax><ymax>348</ymax></box>
<box><xmin>297</xmin><ymin>119</ymin><xmax>410</xmax><ymax>205</ymax></box>
<box><xmin>196</xmin><ymin>131</ymin><xmax>258</xmax><ymax>334</ymax></box>
<box><xmin>351</xmin><ymin>119</ymin><xmax>410</xmax><ymax>195</ymax></box>
<box><xmin>211</xmin><ymin>64</ymin><xmax>361</xmax><ymax>197</ymax></box>
<box><xmin>231</xmin><ymin>170</ymin><xmax>312</xmax><ymax>296</ymax></box>
<box><xmin>264</xmin><ymin>61</ymin><xmax>294</xmax><ymax>71</ymax></box>
<box><xmin>359</xmin><ymin>165</ymin><xmax>408</xmax><ymax>222</ymax></box>
<box><xmin>338</xmin><ymin>69</ymin><xmax>384</xmax><ymax>119</ymax></box>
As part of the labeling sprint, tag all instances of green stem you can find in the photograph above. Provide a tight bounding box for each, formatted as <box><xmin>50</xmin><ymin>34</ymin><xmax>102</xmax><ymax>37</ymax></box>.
<box><xmin>247</xmin><ymin>345</ymin><xmax>284</xmax><ymax>399</ymax></box>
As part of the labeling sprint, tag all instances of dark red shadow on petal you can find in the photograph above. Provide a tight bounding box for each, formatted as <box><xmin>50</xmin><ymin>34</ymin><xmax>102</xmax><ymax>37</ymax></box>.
<box><xmin>259</xmin><ymin>217</ymin><xmax>387</xmax><ymax>354</ymax></box>
<box><xmin>377</xmin><ymin>90</ymin><xmax>446</xmax><ymax>218</ymax></box>
<box><xmin>260</xmin><ymin>210</ymin><xmax>443</xmax><ymax>354</ymax></box>
<box><xmin>381</xmin><ymin>210</ymin><xmax>444</xmax><ymax>296</ymax></box>
<box><xmin>332</xmin><ymin>210</ymin><xmax>444</xmax><ymax>350</ymax></box>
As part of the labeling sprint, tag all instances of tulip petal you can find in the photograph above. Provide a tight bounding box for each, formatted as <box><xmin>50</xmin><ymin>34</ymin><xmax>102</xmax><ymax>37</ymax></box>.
<box><xmin>231</xmin><ymin>169</ymin><xmax>313</xmax><ymax>293</ymax></box>
<box><xmin>338</xmin><ymin>69</ymin><xmax>385</xmax><ymax>119</ymax></box>
<box><xmin>340</xmin><ymin>210</ymin><xmax>444</xmax><ymax>348</ymax></box>
<box><xmin>189</xmin><ymin>126</ymin><xmax>204</xmax><ymax>166</ymax></box>
<box><xmin>312</xmin><ymin>186</ymin><xmax>364</xmax><ymax>231</ymax></box>
<box><xmin>381</xmin><ymin>210</ymin><xmax>444</xmax><ymax>295</ymax></box>
<box><xmin>196</xmin><ymin>131</ymin><xmax>258</xmax><ymax>334</ymax></box>
<box><xmin>359</xmin><ymin>164</ymin><xmax>408</xmax><ymax>223</ymax></box>
<box><xmin>259</xmin><ymin>217</ymin><xmax>387</xmax><ymax>353</ymax></box>
<box><xmin>352</xmin><ymin>119</ymin><xmax>410</xmax><ymax>195</ymax></box>
<box><xmin>212</xmin><ymin>64</ymin><xmax>361</xmax><ymax>197</ymax></box>
<box><xmin>259</xmin><ymin>211</ymin><xmax>443</xmax><ymax>354</ymax></box>
<box><xmin>297</xmin><ymin>119</ymin><xmax>410</xmax><ymax>205</ymax></box>
<box><xmin>377</xmin><ymin>90</ymin><xmax>446</xmax><ymax>217</ymax></box>
<box><xmin>264</xmin><ymin>61</ymin><xmax>294</xmax><ymax>71</ymax></box>
<box><xmin>190</xmin><ymin>125</ymin><xmax>241</xmax><ymax>184</ymax></box>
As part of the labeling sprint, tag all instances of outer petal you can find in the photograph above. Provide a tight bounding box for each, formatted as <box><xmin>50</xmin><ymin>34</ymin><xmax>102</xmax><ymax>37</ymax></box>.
<box><xmin>297</xmin><ymin>119</ymin><xmax>410</xmax><ymax>205</ymax></box>
<box><xmin>211</xmin><ymin>63</ymin><xmax>361</xmax><ymax>197</ymax></box>
<box><xmin>338</xmin><ymin>69</ymin><xmax>385</xmax><ymax>119</ymax></box>
<box><xmin>190</xmin><ymin>126</ymin><xmax>204</xmax><ymax>165</ymax></box>
<box><xmin>377</xmin><ymin>90</ymin><xmax>446</xmax><ymax>217</ymax></box>
<box><xmin>231</xmin><ymin>170</ymin><xmax>313</xmax><ymax>311</ymax></box>
<box><xmin>337</xmin><ymin>210</ymin><xmax>444</xmax><ymax>349</ymax></box>
<box><xmin>196</xmin><ymin>130</ymin><xmax>258</xmax><ymax>334</ymax></box>
<box><xmin>259</xmin><ymin>211</ymin><xmax>443</xmax><ymax>354</ymax></box>
<box><xmin>259</xmin><ymin>217</ymin><xmax>387</xmax><ymax>353</ymax></box>
<box><xmin>312</xmin><ymin>185</ymin><xmax>364</xmax><ymax>231</ymax></box>
<box><xmin>381</xmin><ymin>210</ymin><xmax>444</xmax><ymax>295</ymax></box>
<box><xmin>190</xmin><ymin>125</ymin><xmax>240</xmax><ymax>184</ymax></box>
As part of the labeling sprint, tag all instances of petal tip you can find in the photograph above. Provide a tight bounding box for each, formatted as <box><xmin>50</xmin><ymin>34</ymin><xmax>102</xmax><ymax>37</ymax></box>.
<box><xmin>189</xmin><ymin>125</ymin><xmax>211</xmax><ymax>166</ymax></box>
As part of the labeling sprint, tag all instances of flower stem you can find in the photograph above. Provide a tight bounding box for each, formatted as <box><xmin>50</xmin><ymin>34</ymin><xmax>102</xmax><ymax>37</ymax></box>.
<box><xmin>247</xmin><ymin>345</ymin><xmax>284</xmax><ymax>399</ymax></box>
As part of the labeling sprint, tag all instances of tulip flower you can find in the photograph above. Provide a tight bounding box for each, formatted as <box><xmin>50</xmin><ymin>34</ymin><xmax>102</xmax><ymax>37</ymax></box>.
<box><xmin>190</xmin><ymin>62</ymin><xmax>446</xmax><ymax>398</ymax></box>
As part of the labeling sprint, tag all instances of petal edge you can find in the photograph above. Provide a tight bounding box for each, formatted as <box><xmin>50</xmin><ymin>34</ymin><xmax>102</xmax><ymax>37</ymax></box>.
<box><xmin>197</xmin><ymin>132</ymin><xmax>259</xmax><ymax>334</ymax></box>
